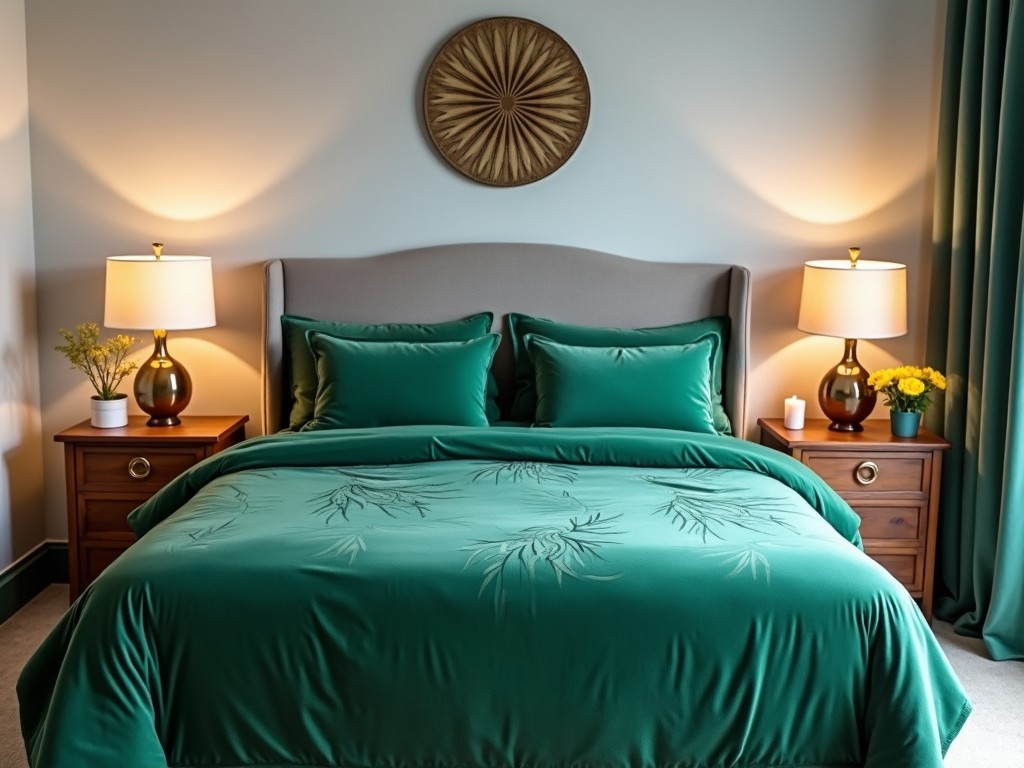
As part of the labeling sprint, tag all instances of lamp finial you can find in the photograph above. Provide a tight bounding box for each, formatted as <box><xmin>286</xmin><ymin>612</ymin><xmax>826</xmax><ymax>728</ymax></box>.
<box><xmin>152</xmin><ymin>242</ymin><xmax>164</xmax><ymax>260</ymax></box>
<box><xmin>848</xmin><ymin>246</ymin><xmax>861</xmax><ymax>267</ymax></box>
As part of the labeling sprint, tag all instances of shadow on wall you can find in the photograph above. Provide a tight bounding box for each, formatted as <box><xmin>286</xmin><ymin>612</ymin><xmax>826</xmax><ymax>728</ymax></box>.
<box><xmin>0</xmin><ymin>277</ymin><xmax>46</xmax><ymax>567</ymax></box>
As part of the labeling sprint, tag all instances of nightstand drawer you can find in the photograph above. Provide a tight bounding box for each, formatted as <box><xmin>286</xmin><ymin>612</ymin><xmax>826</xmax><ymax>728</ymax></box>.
<box><xmin>853</xmin><ymin>503</ymin><xmax>925</xmax><ymax>541</ymax></box>
<box><xmin>803</xmin><ymin>453</ymin><xmax>928</xmax><ymax>494</ymax></box>
<box><xmin>79</xmin><ymin>496</ymin><xmax>142</xmax><ymax>537</ymax></box>
<box><xmin>80</xmin><ymin>543</ymin><xmax>130</xmax><ymax>587</ymax></box>
<box><xmin>79</xmin><ymin>447</ymin><xmax>203</xmax><ymax>490</ymax></box>
<box><xmin>867</xmin><ymin>549</ymin><xmax>924</xmax><ymax>593</ymax></box>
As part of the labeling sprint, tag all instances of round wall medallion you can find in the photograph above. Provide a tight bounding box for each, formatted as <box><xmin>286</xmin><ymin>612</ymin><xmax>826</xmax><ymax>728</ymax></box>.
<box><xmin>423</xmin><ymin>17</ymin><xmax>590</xmax><ymax>187</ymax></box>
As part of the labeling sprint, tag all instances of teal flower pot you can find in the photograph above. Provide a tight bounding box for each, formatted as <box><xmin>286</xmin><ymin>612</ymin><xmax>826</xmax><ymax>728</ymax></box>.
<box><xmin>890</xmin><ymin>410</ymin><xmax>922</xmax><ymax>438</ymax></box>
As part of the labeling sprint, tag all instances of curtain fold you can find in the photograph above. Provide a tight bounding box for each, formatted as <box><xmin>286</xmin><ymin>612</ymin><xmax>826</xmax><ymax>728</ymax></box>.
<box><xmin>927</xmin><ymin>0</ymin><xmax>1024</xmax><ymax>661</ymax></box>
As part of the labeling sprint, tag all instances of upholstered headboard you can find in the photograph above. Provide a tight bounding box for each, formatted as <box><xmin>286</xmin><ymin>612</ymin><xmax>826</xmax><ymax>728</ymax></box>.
<box><xmin>262</xmin><ymin>244</ymin><xmax>750</xmax><ymax>435</ymax></box>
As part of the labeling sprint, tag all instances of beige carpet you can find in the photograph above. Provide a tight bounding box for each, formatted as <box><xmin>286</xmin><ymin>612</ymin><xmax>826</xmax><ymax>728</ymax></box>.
<box><xmin>0</xmin><ymin>585</ymin><xmax>66</xmax><ymax>768</ymax></box>
<box><xmin>935</xmin><ymin>620</ymin><xmax>1024</xmax><ymax>766</ymax></box>
<box><xmin>2</xmin><ymin>585</ymin><xmax>1022</xmax><ymax>767</ymax></box>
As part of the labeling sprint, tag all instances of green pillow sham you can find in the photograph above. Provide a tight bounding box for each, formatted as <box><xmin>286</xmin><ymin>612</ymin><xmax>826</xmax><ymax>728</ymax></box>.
<box><xmin>282</xmin><ymin>312</ymin><xmax>496</xmax><ymax>430</ymax></box>
<box><xmin>525</xmin><ymin>334</ymin><xmax>717</xmax><ymax>432</ymax></box>
<box><xmin>509</xmin><ymin>313</ymin><xmax>731</xmax><ymax>434</ymax></box>
<box><xmin>303</xmin><ymin>333</ymin><xmax>501</xmax><ymax>430</ymax></box>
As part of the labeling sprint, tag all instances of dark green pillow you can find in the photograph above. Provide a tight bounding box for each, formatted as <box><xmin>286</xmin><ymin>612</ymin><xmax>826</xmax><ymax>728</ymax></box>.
<box><xmin>282</xmin><ymin>313</ymin><xmax>495</xmax><ymax>430</ymax></box>
<box><xmin>303</xmin><ymin>333</ymin><xmax>500</xmax><ymax>430</ymax></box>
<box><xmin>509</xmin><ymin>313</ymin><xmax>731</xmax><ymax>433</ymax></box>
<box><xmin>525</xmin><ymin>334</ymin><xmax>717</xmax><ymax>432</ymax></box>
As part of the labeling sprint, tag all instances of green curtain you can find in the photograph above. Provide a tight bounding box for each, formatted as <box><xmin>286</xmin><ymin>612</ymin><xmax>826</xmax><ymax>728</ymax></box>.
<box><xmin>927</xmin><ymin>0</ymin><xmax>1024</xmax><ymax>661</ymax></box>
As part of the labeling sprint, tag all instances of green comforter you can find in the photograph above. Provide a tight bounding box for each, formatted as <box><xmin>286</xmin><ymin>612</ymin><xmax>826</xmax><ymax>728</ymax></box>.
<box><xmin>19</xmin><ymin>427</ymin><xmax>970</xmax><ymax>768</ymax></box>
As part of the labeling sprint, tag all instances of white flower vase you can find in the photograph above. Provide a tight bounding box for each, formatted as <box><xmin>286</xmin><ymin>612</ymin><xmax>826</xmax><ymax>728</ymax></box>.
<box><xmin>90</xmin><ymin>395</ymin><xmax>129</xmax><ymax>428</ymax></box>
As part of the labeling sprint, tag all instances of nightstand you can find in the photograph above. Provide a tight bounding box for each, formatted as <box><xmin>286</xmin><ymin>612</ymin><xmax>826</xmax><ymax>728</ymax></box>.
<box><xmin>55</xmin><ymin>414</ymin><xmax>249</xmax><ymax>601</ymax></box>
<box><xmin>757</xmin><ymin>417</ymin><xmax>949</xmax><ymax>622</ymax></box>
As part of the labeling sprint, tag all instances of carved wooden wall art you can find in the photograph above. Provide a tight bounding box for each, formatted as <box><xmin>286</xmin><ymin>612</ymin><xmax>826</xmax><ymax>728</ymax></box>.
<box><xmin>423</xmin><ymin>17</ymin><xmax>590</xmax><ymax>187</ymax></box>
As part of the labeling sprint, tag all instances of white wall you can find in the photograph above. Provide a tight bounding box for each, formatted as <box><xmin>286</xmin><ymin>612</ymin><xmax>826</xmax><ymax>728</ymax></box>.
<box><xmin>1</xmin><ymin>0</ymin><xmax>44</xmax><ymax>570</ymax></box>
<box><xmin>25</xmin><ymin>0</ymin><xmax>946</xmax><ymax>541</ymax></box>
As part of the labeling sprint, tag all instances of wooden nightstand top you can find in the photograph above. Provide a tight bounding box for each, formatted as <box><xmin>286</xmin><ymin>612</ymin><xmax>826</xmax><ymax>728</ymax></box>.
<box><xmin>757</xmin><ymin>417</ymin><xmax>950</xmax><ymax>451</ymax></box>
<box><xmin>55</xmin><ymin>415</ymin><xmax>249</xmax><ymax>445</ymax></box>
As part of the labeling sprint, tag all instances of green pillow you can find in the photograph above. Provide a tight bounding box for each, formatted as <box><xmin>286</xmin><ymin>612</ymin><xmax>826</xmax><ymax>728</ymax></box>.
<box><xmin>303</xmin><ymin>333</ymin><xmax>500</xmax><ymax>430</ymax></box>
<box><xmin>525</xmin><ymin>334</ymin><xmax>717</xmax><ymax>432</ymax></box>
<box><xmin>509</xmin><ymin>313</ymin><xmax>731</xmax><ymax>434</ymax></box>
<box><xmin>282</xmin><ymin>313</ymin><xmax>496</xmax><ymax>430</ymax></box>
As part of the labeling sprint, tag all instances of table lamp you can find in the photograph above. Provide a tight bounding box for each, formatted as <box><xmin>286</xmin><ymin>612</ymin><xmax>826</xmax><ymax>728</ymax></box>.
<box><xmin>797</xmin><ymin>247</ymin><xmax>907</xmax><ymax>432</ymax></box>
<box><xmin>104</xmin><ymin>243</ymin><xmax>216</xmax><ymax>426</ymax></box>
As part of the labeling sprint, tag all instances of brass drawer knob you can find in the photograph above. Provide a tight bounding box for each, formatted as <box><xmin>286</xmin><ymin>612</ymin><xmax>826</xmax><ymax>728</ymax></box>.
<box><xmin>127</xmin><ymin>456</ymin><xmax>152</xmax><ymax>480</ymax></box>
<box><xmin>854</xmin><ymin>461</ymin><xmax>880</xmax><ymax>485</ymax></box>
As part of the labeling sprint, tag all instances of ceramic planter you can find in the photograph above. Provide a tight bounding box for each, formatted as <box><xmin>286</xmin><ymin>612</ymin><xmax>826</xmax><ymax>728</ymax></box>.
<box><xmin>889</xmin><ymin>410</ymin><xmax>921</xmax><ymax>438</ymax></box>
<box><xmin>90</xmin><ymin>395</ymin><xmax>128</xmax><ymax>428</ymax></box>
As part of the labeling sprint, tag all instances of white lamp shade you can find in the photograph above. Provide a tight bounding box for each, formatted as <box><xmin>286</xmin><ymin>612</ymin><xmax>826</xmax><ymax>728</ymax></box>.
<box><xmin>797</xmin><ymin>259</ymin><xmax>907</xmax><ymax>339</ymax></box>
<box><xmin>104</xmin><ymin>255</ymin><xmax>216</xmax><ymax>330</ymax></box>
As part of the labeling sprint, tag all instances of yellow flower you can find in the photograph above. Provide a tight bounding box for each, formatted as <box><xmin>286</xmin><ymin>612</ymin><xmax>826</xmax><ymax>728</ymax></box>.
<box><xmin>869</xmin><ymin>371</ymin><xmax>892</xmax><ymax>390</ymax></box>
<box><xmin>55</xmin><ymin>323</ymin><xmax>139</xmax><ymax>400</ymax></box>
<box><xmin>898</xmin><ymin>377</ymin><xmax>926</xmax><ymax>397</ymax></box>
<box><xmin>870</xmin><ymin>363</ymin><xmax>945</xmax><ymax>413</ymax></box>
<box><xmin>898</xmin><ymin>365</ymin><xmax>921</xmax><ymax>380</ymax></box>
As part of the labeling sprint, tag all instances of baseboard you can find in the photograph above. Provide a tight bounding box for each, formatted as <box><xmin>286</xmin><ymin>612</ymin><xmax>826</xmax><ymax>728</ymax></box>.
<box><xmin>0</xmin><ymin>542</ymin><xmax>69</xmax><ymax>625</ymax></box>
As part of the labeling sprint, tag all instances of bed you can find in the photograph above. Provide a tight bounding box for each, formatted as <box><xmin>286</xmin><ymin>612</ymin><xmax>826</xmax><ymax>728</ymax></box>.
<box><xmin>19</xmin><ymin>244</ymin><xmax>970</xmax><ymax>768</ymax></box>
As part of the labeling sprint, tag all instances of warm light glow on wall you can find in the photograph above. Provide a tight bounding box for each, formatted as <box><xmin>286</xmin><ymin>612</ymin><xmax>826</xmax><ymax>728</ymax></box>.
<box><xmin>0</xmin><ymin>104</ymin><xmax>26</xmax><ymax>143</ymax></box>
<box><xmin>670</xmin><ymin>6</ymin><xmax>937</xmax><ymax>230</ymax></box>
<box><xmin>51</xmin><ymin>130</ymin><xmax>330</xmax><ymax>221</ymax></box>
<box><xmin>687</xmin><ymin>123</ymin><xmax>925</xmax><ymax>226</ymax></box>
<box><xmin>34</xmin><ymin>87</ymin><xmax>345</xmax><ymax>222</ymax></box>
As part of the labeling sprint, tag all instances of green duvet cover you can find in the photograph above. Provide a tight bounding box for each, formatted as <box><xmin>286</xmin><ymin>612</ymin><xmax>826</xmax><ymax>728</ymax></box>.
<box><xmin>19</xmin><ymin>427</ymin><xmax>970</xmax><ymax>768</ymax></box>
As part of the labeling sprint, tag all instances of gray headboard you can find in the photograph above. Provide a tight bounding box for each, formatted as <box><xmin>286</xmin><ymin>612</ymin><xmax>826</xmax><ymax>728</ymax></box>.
<box><xmin>262</xmin><ymin>244</ymin><xmax>750</xmax><ymax>435</ymax></box>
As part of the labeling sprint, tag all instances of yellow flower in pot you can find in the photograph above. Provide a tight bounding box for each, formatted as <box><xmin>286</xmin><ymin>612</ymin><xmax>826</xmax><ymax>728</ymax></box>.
<box><xmin>867</xmin><ymin>365</ymin><xmax>946</xmax><ymax>437</ymax></box>
<box><xmin>56</xmin><ymin>323</ymin><xmax>139</xmax><ymax>427</ymax></box>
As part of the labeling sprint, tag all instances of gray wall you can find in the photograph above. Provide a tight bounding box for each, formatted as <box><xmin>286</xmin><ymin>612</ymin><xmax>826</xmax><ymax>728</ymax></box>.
<box><xmin>1</xmin><ymin>0</ymin><xmax>44</xmax><ymax>571</ymax></box>
<box><xmin>22</xmin><ymin>0</ymin><xmax>946</xmax><ymax>546</ymax></box>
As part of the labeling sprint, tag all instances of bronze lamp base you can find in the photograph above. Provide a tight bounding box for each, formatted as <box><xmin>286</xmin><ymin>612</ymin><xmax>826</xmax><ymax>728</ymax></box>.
<box><xmin>134</xmin><ymin>329</ymin><xmax>192</xmax><ymax>427</ymax></box>
<box><xmin>818</xmin><ymin>338</ymin><xmax>876</xmax><ymax>432</ymax></box>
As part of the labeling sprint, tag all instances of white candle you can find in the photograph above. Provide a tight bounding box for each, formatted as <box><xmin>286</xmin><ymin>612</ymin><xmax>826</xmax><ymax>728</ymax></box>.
<box><xmin>784</xmin><ymin>396</ymin><xmax>805</xmax><ymax>430</ymax></box>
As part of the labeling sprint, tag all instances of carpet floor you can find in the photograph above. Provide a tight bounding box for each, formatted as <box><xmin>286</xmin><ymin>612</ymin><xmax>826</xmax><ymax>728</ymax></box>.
<box><xmin>2</xmin><ymin>585</ymin><xmax>1021</xmax><ymax>767</ymax></box>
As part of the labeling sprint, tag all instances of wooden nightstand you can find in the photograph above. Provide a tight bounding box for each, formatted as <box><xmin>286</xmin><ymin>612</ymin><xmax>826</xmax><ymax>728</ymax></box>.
<box><xmin>757</xmin><ymin>417</ymin><xmax>949</xmax><ymax>621</ymax></box>
<box><xmin>55</xmin><ymin>415</ymin><xmax>249</xmax><ymax>601</ymax></box>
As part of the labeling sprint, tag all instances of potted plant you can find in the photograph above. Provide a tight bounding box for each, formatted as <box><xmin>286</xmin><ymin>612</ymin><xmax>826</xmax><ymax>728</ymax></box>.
<box><xmin>867</xmin><ymin>365</ymin><xmax>947</xmax><ymax>438</ymax></box>
<box><xmin>56</xmin><ymin>323</ymin><xmax>139</xmax><ymax>428</ymax></box>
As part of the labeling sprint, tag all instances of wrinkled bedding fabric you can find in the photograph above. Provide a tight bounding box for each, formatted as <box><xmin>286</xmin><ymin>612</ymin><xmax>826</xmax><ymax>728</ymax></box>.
<box><xmin>19</xmin><ymin>427</ymin><xmax>970</xmax><ymax>768</ymax></box>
